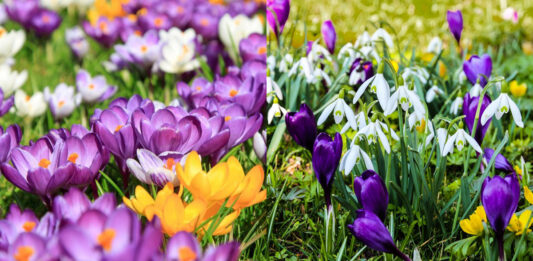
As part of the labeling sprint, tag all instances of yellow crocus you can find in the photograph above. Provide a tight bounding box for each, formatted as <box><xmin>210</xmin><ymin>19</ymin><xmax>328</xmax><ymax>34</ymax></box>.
<box><xmin>509</xmin><ymin>80</ymin><xmax>527</xmax><ymax>97</ymax></box>
<box><xmin>507</xmin><ymin>210</ymin><xmax>533</xmax><ymax>235</ymax></box>
<box><xmin>88</xmin><ymin>0</ymin><xmax>127</xmax><ymax>25</ymax></box>
<box><xmin>459</xmin><ymin>206</ymin><xmax>487</xmax><ymax>236</ymax></box>
<box><xmin>227</xmin><ymin>165</ymin><xmax>267</xmax><ymax>209</ymax></box>
<box><xmin>524</xmin><ymin>186</ymin><xmax>533</xmax><ymax>205</ymax></box>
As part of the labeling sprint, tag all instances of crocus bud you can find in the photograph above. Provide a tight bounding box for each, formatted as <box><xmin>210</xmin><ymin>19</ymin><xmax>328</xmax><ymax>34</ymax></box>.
<box><xmin>266</xmin><ymin>0</ymin><xmax>290</xmax><ymax>38</ymax></box>
<box><xmin>348</xmin><ymin>210</ymin><xmax>411</xmax><ymax>261</ymax></box>
<box><xmin>321</xmin><ymin>20</ymin><xmax>336</xmax><ymax>54</ymax></box>
<box><xmin>354</xmin><ymin>170</ymin><xmax>389</xmax><ymax>220</ymax></box>
<box><xmin>462</xmin><ymin>93</ymin><xmax>491</xmax><ymax>144</ymax></box>
<box><xmin>463</xmin><ymin>54</ymin><xmax>492</xmax><ymax>87</ymax></box>
<box><xmin>285</xmin><ymin>103</ymin><xmax>317</xmax><ymax>151</ymax></box>
<box><xmin>446</xmin><ymin>10</ymin><xmax>463</xmax><ymax>44</ymax></box>
<box><xmin>312</xmin><ymin>132</ymin><xmax>342</xmax><ymax>208</ymax></box>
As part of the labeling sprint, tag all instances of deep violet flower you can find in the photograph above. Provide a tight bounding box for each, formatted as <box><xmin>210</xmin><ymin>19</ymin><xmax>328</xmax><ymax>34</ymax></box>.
<box><xmin>82</xmin><ymin>17</ymin><xmax>121</xmax><ymax>48</ymax></box>
<box><xmin>447</xmin><ymin>10</ymin><xmax>463</xmax><ymax>44</ymax></box>
<box><xmin>463</xmin><ymin>54</ymin><xmax>492</xmax><ymax>87</ymax></box>
<box><xmin>321</xmin><ymin>20</ymin><xmax>336</xmax><ymax>54</ymax></box>
<box><xmin>29</xmin><ymin>8</ymin><xmax>62</xmax><ymax>37</ymax></box>
<box><xmin>285</xmin><ymin>103</ymin><xmax>317</xmax><ymax>151</ymax></box>
<box><xmin>0</xmin><ymin>124</ymin><xmax>21</xmax><ymax>163</ymax></box>
<box><xmin>266</xmin><ymin>0</ymin><xmax>290</xmax><ymax>38</ymax></box>
<box><xmin>463</xmin><ymin>93</ymin><xmax>491</xmax><ymax>145</ymax></box>
<box><xmin>312</xmin><ymin>132</ymin><xmax>342</xmax><ymax>208</ymax></box>
<box><xmin>353</xmin><ymin>170</ymin><xmax>389</xmax><ymax>220</ymax></box>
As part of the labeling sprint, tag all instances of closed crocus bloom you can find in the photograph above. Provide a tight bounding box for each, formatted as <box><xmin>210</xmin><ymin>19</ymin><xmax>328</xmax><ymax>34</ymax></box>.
<box><xmin>446</xmin><ymin>10</ymin><xmax>463</xmax><ymax>44</ymax></box>
<box><xmin>0</xmin><ymin>125</ymin><xmax>21</xmax><ymax>164</ymax></box>
<box><xmin>76</xmin><ymin>69</ymin><xmax>117</xmax><ymax>104</ymax></box>
<box><xmin>0</xmin><ymin>27</ymin><xmax>25</xmax><ymax>64</ymax></box>
<box><xmin>502</xmin><ymin>7</ymin><xmax>518</xmax><ymax>24</ymax></box>
<box><xmin>0</xmin><ymin>65</ymin><xmax>28</xmax><ymax>96</ymax></box>
<box><xmin>65</xmin><ymin>26</ymin><xmax>89</xmax><ymax>59</ymax></box>
<box><xmin>483</xmin><ymin>148</ymin><xmax>514</xmax><ymax>173</ymax></box>
<box><xmin>509</xmin><ymin>80</ymin><xmax>527</xmax><ymax>97</ymax></box>
<box><xmin>354</xmin><ymin>170</ymin><xmax>388</xmax><ymax>220</ymax></box>
<box><xmin>463</xmin><ymin>93</ymin><xmax>491</xmax><ymax>145</ymax></box>
<box><xmin>266</xmin><ymin>0</ymin><xmax>290</xmax><ymax>38</ymax></box>
<box><xmin>29</xmin><ymin>8</ymin><xmax>62</xmax><ymax>37</ymax></box>
<box><xmin>463</xmin><ymin>54</ymin><xmax>492</xmax><ymax>87</ymax></box>
<box><xmin>321</xmin><ymin>20</ymin><xmax>336</xmax><ymax>54</ymax></box>
<box><xmin>481</xmin><ymin>173</ymin><xmax>520</xmax><ymax>259</ymax></box>
<box><xmin>285</xmin><ymin>103</ymin><xmax>317</xmax><ymax>151</ymax></box>
<box><xmin>44</xmin><ymin>83</ymin><xmax>81</xmax><ymax>120</ymax></box>
<box><xmin>459</xmin><ymin>206</ymin><xmax>487</xmax><ymax>236</ymax></box>
<box><xmin>218</xmin><ymin>14</ymin><xmax>263</xmax><ymax>62</ymax></box>
<box><xmin>158</xmin><ymin>28</ymin><xmax>200</xmax><ymax>74</ymax></box>
<box><xmin>312</xmin><ymin>132</ymin><xmax>342</xmax><ymax>208</ymax></box>
<box><xmin>348</xmin><ymin>210</ymin><xmax>411</xmax><ymax>261</ymax></box>
<box><xmin>14</xmin><ymin>90</ymin><xmax>46</xmax><ymax>118</ymax></box>
<box><xmin>239</xmin><ymin>33</ymin><xmax>266</xmax><ymax>63</ymax></box>
<box><xmin>127</xmin><ymin>149</ymin><xmax>180</xmax><ymax>187</ymax></box>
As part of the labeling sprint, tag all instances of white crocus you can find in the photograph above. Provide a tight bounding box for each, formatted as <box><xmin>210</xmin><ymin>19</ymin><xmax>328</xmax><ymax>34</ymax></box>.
<box><xmin>44</xmin><ymin>83</ymin><xmax>81</xmax><ymax>120</ymax></box>
<box><xmin>352</xmin><ymin>63</ymin><xmax>390</xmax><ymax>111</ymax></box>
<box><xmin>426</xmin><ymin>37</ymin><xmax>442</xmax><ymax>54</ymax></box>
<box><xmin>481</xmin><ymin>93</ymin><xmax>523</xmax><ymax>128</ymax></box>
<box><xmin>450</xmin><ymin>97</ymin><xmax>463</xmax><ymax>115</ymax></box>
<box><xmin>385</xmin><ymin>82</ymin><xmax>425</xmax><ymax>116</ymax></box>
<box><xmin>371</xmin><ymin>28</ymin><xmax>394</xmax><ymax>48</ymax></box>
<box><xmin>356</xmin><ymin>119</ymin><xmax>399</xmax><ymax>154</ymax></box>
<box><xmin>317</xmin><ymin>92</ymin><xmax>357</xmax><ymax>130</ymax></box>
<box><xmin>267</xmin><ymin>76</ymin><xmax>283</xmax><ymax>103</ymax></box>
<box><xmin>469</xmin><ymin>82</ymin><xmax>483</xmax><ymax>96</ymax></box>
<box><xmin>14</xmin><ymin>90</ymin><xmax>47</xmax><ymax>118</ymax></box>
<box><xmin>267</xmin><ymin>98</ymin><xmax>287</xmax><ymax>124</ymax></box>
<box><xmin>159</xmin><ymin>28</ymin><xmax>200</xmax><ymax>74</ymax></box>
<box><xmin>426</xmin><ymin>84</ymin><xmax>444</xmax><ymax>103</ymax></box>
<box><xmin>0</xmin><ymin>65</ymin><xmax>27</xmax><ymax>96</ymax></box>
<box><xmin>0</xmin><ymin>27</ymin><xmax>25</xmax><ymax>64</ymax></box>
<box><xmin>340</xmin><ymin>140</ymin><xmax>373</xmax><ymax>175</ymax></box>
<box><xmin>442</xmin><ymin>128</ymin><xmax>482</xmax><ymax>156</ymax></box>
<box><xmin>218</xmin><ymin>14</ymin><xmax>263</xmax><ymax>62</ymax></box>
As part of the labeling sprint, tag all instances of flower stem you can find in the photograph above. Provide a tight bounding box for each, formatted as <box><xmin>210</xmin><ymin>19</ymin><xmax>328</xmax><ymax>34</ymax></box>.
<box><xmin>497</xmin><ymin>233</ymin><xmax>505</xmax><ymax>261</ymax></box>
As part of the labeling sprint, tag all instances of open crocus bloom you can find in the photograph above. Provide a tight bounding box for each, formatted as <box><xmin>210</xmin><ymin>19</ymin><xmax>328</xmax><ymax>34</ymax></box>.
<box><xmin>76</xmin><ymin>69</ymin><xmax>117</xmax><ymax>104</ymax></box>
<box><xmin>82</xmin><ymin>16</ymin><xmax>121</xmax><ymax>48</ymax></box>
<box><xmin>0</xmin><ymin>65</ymin><xmax>28</xmax><ymax>97</ymax></box>
<box><xmin>165</xmin><ymin>231</ymin><xmax>241</xmax><ymax>261</ymax></box>
<box><xmin>127</xmin><ymin>149</ymin><xmax>180</xmax><ymax>187</ymax></box>
<box><xmin>52</xmin><ymin>188</ymin><xmax>116</xmax><ymax>223</ymax></box>
<box><xmin>0</xmin><ymin>27</ymin><xmax>25</xmax><ymax>64</ymax></box>
<box><xmin>14</xmin><ymin>90</ymin><xmax>46</xmax><ymax>118</ymax></box>
<box><xmin>0</xmin><ymin>124</ymin><xmax>21</xmax><ymax>164</ymax></box>
<box><xmin>115</xmin><ymin>29</ymin><xmax>161</xmax><ymax>70</ymax></box>
<box><xmin>44</xmin><ymin>83</ymin><xmax>82</xmax><ymax>120</ymax></box>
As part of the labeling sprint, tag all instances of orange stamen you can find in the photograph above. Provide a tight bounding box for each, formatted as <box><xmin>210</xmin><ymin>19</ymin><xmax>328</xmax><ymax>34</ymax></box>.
<box><xmin>165</xmin><ymin>158</ymin><xmax>175</xmax><ymax>170</ymax></box>
<box><xmin>178</xmin><ymin>246</ymin><xmax>197</xmax><ymax>261</ymax></box>
<box><xmin>68</xmin><ymin>153</ymin><xmax>79</xmax><ymax>164</ymax></box>
<box><xmin>97</xmin><ymin>229</ymin><xmax>116</xmax><ymax>252</ymax></box>
<box><xmin>224</xmin><ymin>116</ymin><xmax>231</xmax><ymax>121</ymax></box>
<box><xmin>257</xmin><ymin>46</ymin><xmax>266</xmax><ymax>55</ymax></box>
<box><xmin>14</xmin><ymin>246</ymin><xmax>34</xmax><ymax>261</ymax></box>
<box><xmin>229</xmin><ymin>89</ymin><xmax>238</xmax><ymax>97</ymax></box>
<box><xmin>22</xmin><ymin>221</ymin><xmax>36</xmax><ymax>232</ymax></box>
<box><xmin>39</xmin><ymin>158</ymin><xmax>51</xmax><ymax>169</ymax></box>
<box><xmin>114</xmin><ymin>125</ymin><xmax>123</xmax><ymax>133</ymax></box>
<box><xmin>58</xmin><ymin>101</ymin><xmax>65</xmax><ymax>108</ymax></box>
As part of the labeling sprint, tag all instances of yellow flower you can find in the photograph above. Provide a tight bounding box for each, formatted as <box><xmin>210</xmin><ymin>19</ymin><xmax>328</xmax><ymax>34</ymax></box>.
<box><xmin>507</xmin><ymin>210</ymin><xmax>533</xmax><ymax>235</ymax></box>
<box><xmin>524</xmin><ymin>186</ymin><xmax>533</xmax><ymax>205</ymax></box>
<box><xmin>390</xmin><ymin>60</ymin><xmax>399</xmax><ymax>72</ymax></box>
<box><xmin>509</xmin><ymin>80</ymin><xmax>527</xmax><ymax>97</ymax></box>
<box><xmin>227</xmin><ymin>165</ymin><xmax>267</xmax><ymax>209</ymax></box>
<box><xmin>459</xmin><ymin>206</ymin><xmax>487</xmax><ymax>236</ymax></box>
<box><xmin>438</xmin><ymin>61</ymin><xmax>446</xmax><ymax>78</ymax></box>
<box><xmin>88</xmin><ymin>0</ymin><xmax>128</xmax><ymax>25</ymax></box>
<box><xmin>421</xmin><ymin>53</ymin><xmax>434</xmax><ymax>62</ymax></box>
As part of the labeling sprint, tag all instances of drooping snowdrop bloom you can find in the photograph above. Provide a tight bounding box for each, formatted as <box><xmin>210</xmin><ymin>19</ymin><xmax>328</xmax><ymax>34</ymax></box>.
<box><xmin>385</xmin><ymin>79</ymin><xmax>425</xmax><ymax>116</ymax></box>
<box><xmin>127</xmin><ymin>149</ymin><xmax>180</xmax><ymax>187</ymax></box>
<box><xmin>44</xmin><ymin>83</ymin><xmax>81</xmax><ymax>120</ymax></box>
<box><xmin>426</xmin><ymin>36</ymin><xmax>442</xmax><ymax>54</ymax></box>
<box><xmin>0</xmin><ymin>27</ymin><xmax>25</xmax><ymax>64</ymax></box>
<box><xmin>267</xmin><ymin>76</ymin><xmax>283</xmax><ymax>103</ymax></box>
<box><xmin>469</xmin><ymin>81</ymin><xmax>483</xmax><ymax>96</ymax></box>
<box><xmin>65</xmin><ymin>26</ymin><xmax>89</xmax><ymax>59</ymax></box>
<box><xmin>278</xmin><ymin>53</ymin><xmax>293</xmax><ymax>73</ymax></box>
<box><xmin>435</xmin><ymin>127</ymin><xmax>449</xmax><ymax>155</ymax></box>
<box><xmin>353</xmin><ymin>62</ymin><xmax>390</xmax><ymax>111</ymax></box>
<box><xmin>481</xmin><ymin>92</ymin><xmax>523</xmax><ymax>128</ymax></box>
<box><xmin>402</xmin><ymin>66</ymin><xmax>430</xmax><ymax>85</ymax></box>
<box><xmin>450</xmin><ymin>97</ymin><xmax>463</xmax><ymax>115</ymax></box>
<box><xmin>158</xmin><ymin>28</ymin><xmax>200</xmax><ymax>74</ymax></box>
<box><xmin>355</xmin><ymin>31</ymin><xmax>372</xmax><ymax>49</ymax></box>
<box><xmin>267</xmin><ymin>98</ymin><xmax>287</xmax><ymax>124</ymax></box>
<box><xmin>371</xmin><ymin>28</ymin><xmax>394</xmax><ymax>49</ymax></box>
<box><xmin>442</xmin><ymin>125</ymin><xmax>483</xmax><ymax>156</ymax></box>
<box><xmin>0</xmin><ymin>65</ymin><xmax>27</xmax><ymax>96</ymax></box>
<box><xmin>340</xmin><ymin>110</ymin><xmax>367</xmax><ymax>134</ymax></box>
<box><xmin>253</xmin><ymin>130</ymin><xmax>266</xmax><ymax>164</ymax></box>
<box><xmin>340</xmin><ymin>139</ymin><xmax>373</xmax><ymax>174</ymax></box>
<box><xmin>317</xmin><ymin>90</ymin><xmax>357</xmax><ymax>130</ymax></box>
<box><xmin>426</xmin><ymin>83</ymin><xmax>444</xmax><ymax>103</ymax></box>
<box><xmin>219</xmin><ymin>14</ymin><xmax>263</xmax><ymax>62</ymax></box>
<box><xmin>76</xmin><ymin>69</ymin><xmax>117</xmax><ymax>104</ymax></box>
<box><xmin>14</xmin><ymin>90</ymin><xmax>47</xmax><ymax>118</ymax></box>
<box><xmin>356</xmin><ymin>119</ymin><xmax>399</xmax><ymax>154</ymax></box>
<box><xmin>289</xmin><ymin>57</ymin><xmax>331</xmax><ymax>85</ymax></box>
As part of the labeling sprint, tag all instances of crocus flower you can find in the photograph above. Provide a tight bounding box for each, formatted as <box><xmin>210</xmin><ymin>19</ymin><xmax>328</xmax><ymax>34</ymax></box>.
<box><xmin>502</xmin><ymin>7</ymin><xmax>518</xmax><ymax>24</ymax></box>
<box><xmin>348</xmin><ymin>210</ymin><xmax>411</xmax><ymax>261</ymax></box>
<box><xmin>0</xmin><ymin>232</ymin><xmax>48</xmax><ymax>261</ymax></box>
<box><xmin>463</xmin><ymin>93</ymin><xmax>491</xmax><ymax>144</ymax></box>
<box><xmin>481</xmin><ymin>92</ymin><xmax>523</xmax><ymax>128</ymax></box>
<box><xmin>0</xmin><ymin>27</ymin><xmax>25</xmax><ymax>64</ymax></box>
<box><xmin>52</xmin><ymin>187</ymin><xmax>116</xmax><ymax>223</ymax></box>
<box><xmin>0</xmin><ymin>89</ymin><xmax>14</xmax><ymax>117</ymax></box>
<box><xmin>481</xmin><ymin>173</ymin><xmax>520</xmax><ymax>259</ymax></box>
<box><xmin>353</xmin><ymin>62</ymin><xmax>390</xmax><ymax>111</ymax></box>
<box><xmin>65</xmin><ymin>26</ymin><xmax>89</xmax><ymax>59</ymax></box>
<box><xmin>82</xmin><ymin>16</ymin><xmax>120</xmax><ymax>48</ymax></box>
<box><xmin>459</xmin><ymin>206</ymin><xmax>487</xmax><ymax>236</ymax></box>
<box><xmin>214</xmin><ymin>75</ymin><xmax>266</xmax><ymax>115</ymax></box>
<box><xmin>76</xmin><ymin>69</ymin><xmax>117</xmax><ymax>104</ymax></box>
<box><xmin>127</xmin><ymin>149</ymin><xmax>180</xmax><ymax>187</ymax></box>
<box><xmin>354</xmin><ymin>170</ymin><xmax>388</xmax><ymax>220</ymax></box>
<box><xmin>4</xmin><ymin>0</ymin><xmax>39</xmax><ymax>28</ymax></box>
<box><xmin>349</xmin><ymin>58</ymin><xmax>373</xmax><ymax>86</ymax></box>
<box><xmin>165</xmin><ymin>231</ymin><xmax>241</xmax><ymax>261</ymax></box>
<box><xmin>0</xmin><ymin>204</ymin><xmax>39</xmax><ymax>250</ymax></box>
<box><xmin>463</xmin><ymin>54</ymin><xmax>492</xmax><ymax>87</ymax></box>
<box><xmin>138</xmin><ymin>11</ymin><xmax>172</xmax><ymax>31</ymax></box>
<box><xmin>285</xmin><ymin>103</ymin><xmax>317</xmax><ymax>151</ymax></box>
<box><xmin>321</xmin><ymin>20</ymin><xmax>336</xmax><ymax>54</ymax></box>
<box><xmin>312</xmin><ymin>132</ymin><xmax>342</xmax><ymax>208</ymax></box>
<box><xmin>0</xmin><ymin>125</ymin><xmax>21</xmax><ymax>163</ymax></box>
<box><xmin>190</xmin><ymin>13</ymin><xmax>219</xmax><ymax>40</ymax></box>
<box><xmin>203</xmin><ymin>242</ymin><xmax>241</xmax><ymax>261</ymax></box>
<box><xmin>158</xmin><ymin>28</ymin><xmax>200</xmax><ymax>74</ymax></box>
<box><xmin>266</xmin><ymin>0</ymin><xmax>290</xmax><ymax>38</ymax></box>
<box><xmin>253</xmin><ymin>130</ymin><xmax>266</xmax><ymax>164</ymax></box>
<box><xmin>29</xmin><ymin>8</ymin><xmax>62</xmax><ymax>37</ymax></box>
<box><xmin>483</xmin><ymin>148</ymin><xmax>514</xmax><ymax>173</ymax></box>
<box><xmin>14</xmin><ymin>90</ymin><xmax>46</xmax><ymax>119</ymax></box>
<box><xmin>0</xmin><ymin>65</ymin><xmax>28</xmax><ymax>96</ymax></box>
<box><xmin>239</xmin><ymin>33</ymin><xmax>266</xmax><ymax>63</ymax></box>
<box><xmin>447</xmin><ymin>10</ymin><xmax>463</xmax><ymax>44</ymax></box>
<box><xmin>115</xmin><ymin>29</ymin><xmax>161</xmax><ymax>71</ymax></box>
<box><xmin>218</xmin><ymin>14</ymin><xmax>263</xmax><ymax>62</ymax></box>
<box><xmin>44</xmin><ymin>83</ymin><xmax>82</xmax><ymax>120</ymax></box>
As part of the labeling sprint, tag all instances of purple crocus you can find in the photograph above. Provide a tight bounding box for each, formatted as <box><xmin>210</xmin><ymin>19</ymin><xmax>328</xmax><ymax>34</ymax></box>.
<box><xmin>0</xmin><ymin>125</ymin><xmax>21</xmax><ymax>163</ymax></box>
<box><xmin>176</xmin><ymin>77</ymin><xmax>214</xmax><ymax>109</ymax></box>
<box><xmin>447</xmin><ymin>10</ymin><xmax>463</xmax><ymax>44</ymax></box>
<box><xmin>266</xmin><ymin>0</ymin><xmax>290</xmax><ymax>38</ymax></box>
<box><xmin>0</xmin><ymin>232</ymin><xmax>48</xmax><ymax>261</ymax></box>
<box><xmin>138</xmin><ymin>11</ymin><xmax>172</xmax><ymax>31</ymax></box>
<box><xmin>463</xmin><ymin>93</ymin><xmax>491</xmax><ymax>145</ymax></box>
<box><xmin>4</xmin><ymin>0</ymin><xmax>39</xmax><ymax>28</ymax></box>
<box><xmin>29</xmin><ymin>8</ymin><xmax>62</xmax><ymax>37</ymax></box>
<box><xmin>321</xmin><ymin>20</ymin><xmax>336</xmax><ymax>54</ymax></box>
<box><xmin>52</xmin><ymin>188</ymin><xmax>116</xmax><ymax>224</ymax></box>
<box><xmin>285</xmin><ymin>103</ymin><xmax>317</xmax><ymax>151</ymax></box>
<box><xmin>482</xmin><ymin>148</ymin><xmax>514</xmax><ymax>174</ymax></box>
<box><xmin>65</xmin><ymin>26</ymin><xmax>89</xmax><ymax>59</ymax></box>
<box><xmin>354</xmin><ymin>170</ymin><xmax>389</xmax><ymax>220</ymax></box>
<box><xmin>312</xmin><ymin>132</ymin><xmax>342</xmax><ymax>208</ymax></box>
<box><xmin>0</xmin><ymin>89</ymin><xmax>14</xmax><ymax>117</ymax></box>
<box><xmin>191</xmin><ymin>13</ymin><xmax>219</xmax><ymax>40</ymax></box>
<box><xmin>126</xmin><ymin>149</ymin><xmax>180</xmax><ymax>187</ymax></box>
<box><xmin>165</xmin><ymin>231</ymin><xmax>240</xmax><ymax>261</ymax></box>
<box><xmin>114</xmin><ymin>30</ymin><xmax>161</xmax><ymax>70</ymax></box>
<box><xmin>239</xmin><ymin>33</ymin><xmax>266</xmax><ymax>63</ymax></box>
<box><xmin>214</xmin><ymin>75</ymin><xmax>266</xmax><ymax>115</ymax></box>
<box><xmin>349</xmin><ymin>58</ymin><xmax>374</xmax><ymax>85</ymax></box>
<box><xmin>82</xmin><ymin>17</ymin><xmax>121</xmax><ymax>48</ymax></box>
<box><xmin>463</xmin><ymin>54</ymin><xmax>492</xmax><ymax>87</ymax></box>
<box><xmin>76</xmin><ymin>69</ymin><xmax>117</xmax><ymax>104</ymax></box>
<box><xmin>481</xmin><ymin>173</ymin><xmax>520</xmax><ymax>260</ymax></box>
<box><xmin>348</xmin><ymin>210</ymin><xmax>411</xmax><ymax>261</ymax></box>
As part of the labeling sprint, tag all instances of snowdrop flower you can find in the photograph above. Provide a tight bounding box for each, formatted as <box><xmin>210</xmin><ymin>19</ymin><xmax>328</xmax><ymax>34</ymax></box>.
<box><xmin>385</xmin><ymin>79</ymin><xmax>425</xmax><ymax>116</ymax></box>
<box><xmin>450</xmin><ymin>97</ymin><xmax>463</xmax><ymax>115</ymax></box>
<box><xmin>267</xmin><ymin>55</ymin><xmax>276</xmax><ymax>73</ymax></box>
<box><xmin>159</xmin><ymin>28</ymin><xmax>200</xmax><ymax>74</ymax></box>
<box><xmin>307</xmin><ymin>42</ymin><xmax>331</xmax><ymax>63</ymax></box>
<box><xmin>353</xmin><ymin>62</ymin><xmax>390</xmax><ymax>111</ymax></box>
<box><xmin>0</xmin><ymin>65</ymin><xmax>27</xmax><ymax>96</ymax></box>
<box><xmin>289</xmin><ymin>57</ymin><xmax>331</xmax><ymax>85</ymax></box>
<box><xmin>357</xmin><ymin>119</ymin><xmax>399</xmax><ymax>153</ymax></box>
<box><xmin>14</xmin><ymin>90</ymin><xmax>46</xmax><ymax>118</ymax></box>
<box><xmin>481</xmin><ymin>92</ymin><xmax>523</xmax><ymax>128</ymax></box>
<box><xmin>435</xmin><ymin>127</ymin><xmax>449</xmax><ymax>155</ymax></box>
<box><xmin>442</xmin><ymin>125</ymin><xmax>482</xmax><ymax>156</ymax></box>
<box><xmin>408</xmin><ymin>111</ymin><xmax>428</xmax><ymax>132</ymax></box>
<box><xmin>402</xmin><ymin>67</ymin><xmax>430</xmax><ymax>85</ymax></box>
<box><xmin>426</xmin><ymin>37</ymin><xmax>442</xmax><ymax>54</ymax></box>
<box><xmin>318</xmin><ymin>90</ymin><xmax>357</xmax><ymax>130</ymax></box>
<box><xmin>219</xmin><ymin>14</ymin><xmax>263</xmax><ymax>62</ymax></box>
<box><xmin>44</xmin><ymin>83</ymin><xmax>81</xmax><ymax>120</ymax></box>
<box><xmin>340</xmin><ymin>140</ymin><xmax>373</xmax><ymax>174</ymax></box>
<box><xmin>371</xmin><ymin>28</ymin><xmax>394</xmax><ymax>49</ymax></box>
<box><xmin>426</xmin><ymin>83</ymin><xmax>444</xmax><ymax>103</ymax></box>
<box><xmin>355</xmin><ymin>31</ymin><xmax>372</xmax><ymax>49</ymax></box>
<box><xmin>267</xmin><ymin>76</ymin><xmax>283</xmax><ymax>103</ymax></box>
<box><xmin>340</xmin><ymin>110</ymin><xmax>367</xmax><ymax>134</ymax></box>
<box><xmin>279</xmin><ymin>53</ymin><xmax>293</xmax><ymax>73</ymax></box>
<box><xmin>469</xmin><ymin>81</ymin><xmax>483</xmax><ymax>97</ymax></box>
<box><xmin>267</xmin><ymin>98</ymin><xmax>287</xmax><ymax>124</ymax></box>
<box><xmin>338</xmin><ymin>42</ymin><xmax>356</xmax><ymax>61</ymax></box>
<box><xmin>127</xmin><ymin>149</ymin><xmax>180</xmax><ymax>187</ymax></box>
<box><xmin>0</xmin><ymin>27</ymin><xmax>25</xmax><ymax>64</ymax></box>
